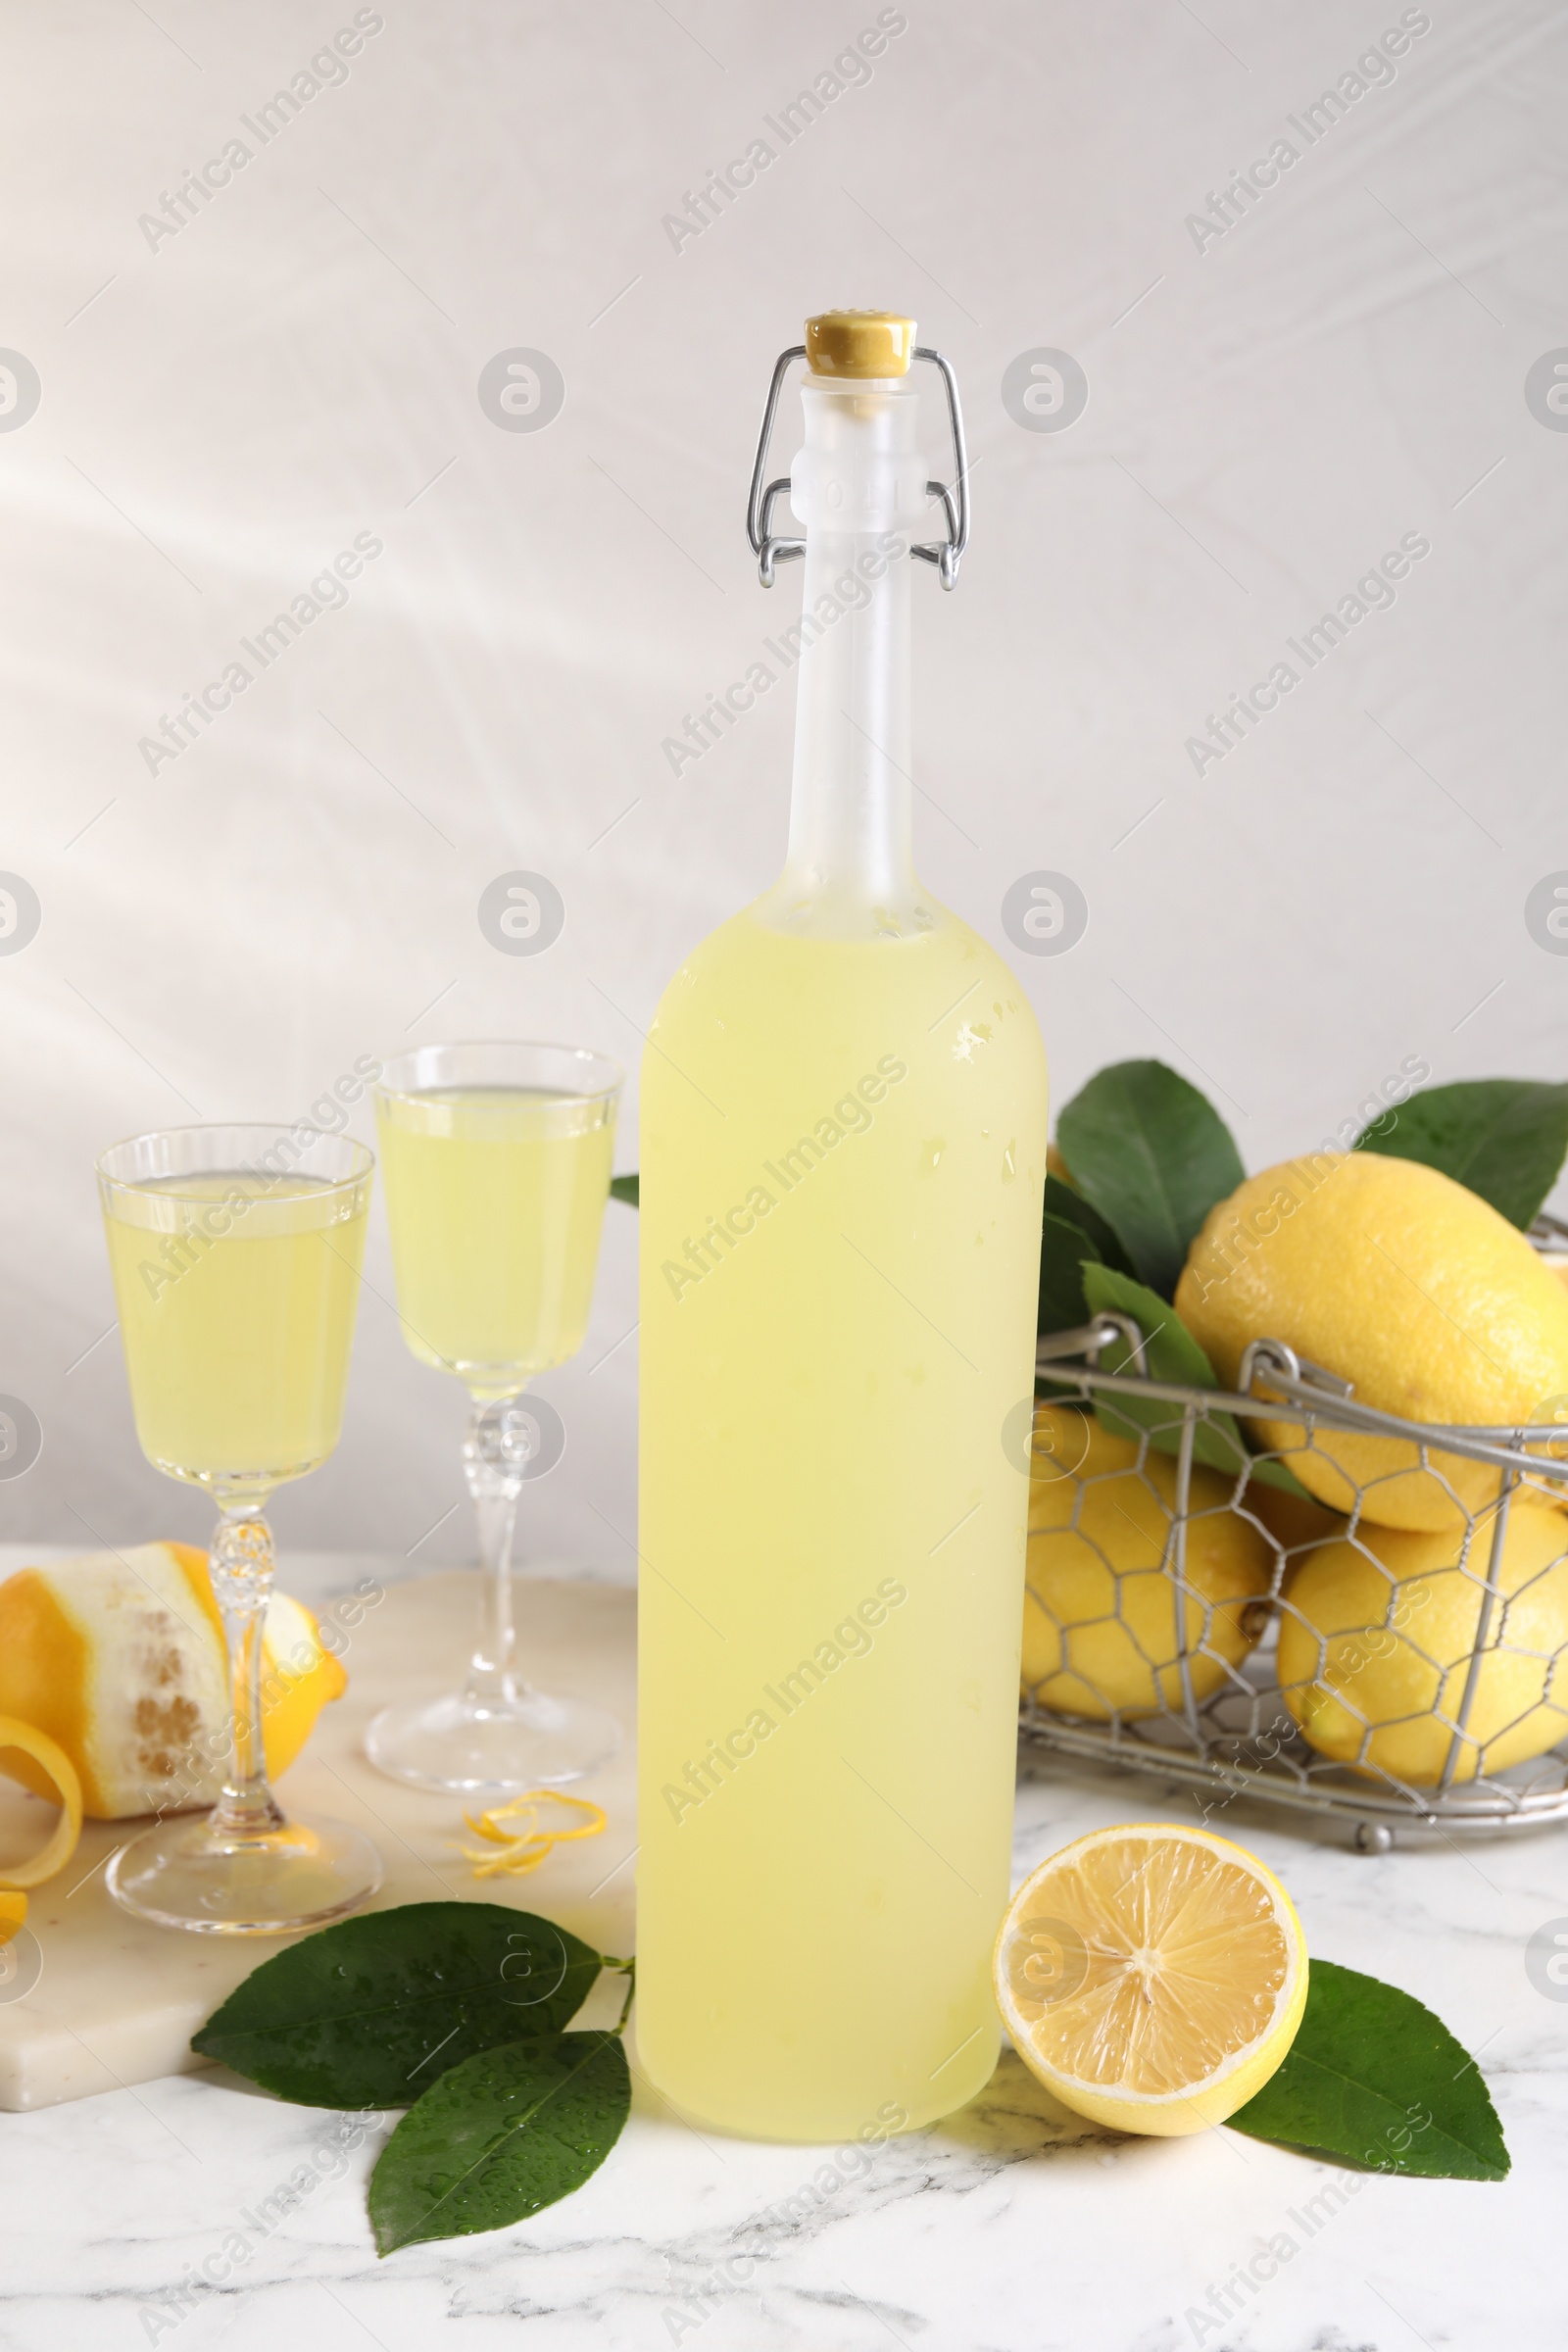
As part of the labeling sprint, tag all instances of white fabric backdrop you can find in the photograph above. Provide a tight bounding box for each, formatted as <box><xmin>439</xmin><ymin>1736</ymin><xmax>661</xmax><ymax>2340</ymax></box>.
<box><xmin>2</xmin><ymin>0</ymin><xmax>1564</xmax><ymax>1571</ymax></box>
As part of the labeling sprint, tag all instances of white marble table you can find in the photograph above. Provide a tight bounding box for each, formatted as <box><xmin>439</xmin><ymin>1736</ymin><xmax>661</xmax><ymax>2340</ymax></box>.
<box><xmin>2</xmin><ymin>1552</ymin><xmax>1564</xmax><ymax>2352</ymax></box>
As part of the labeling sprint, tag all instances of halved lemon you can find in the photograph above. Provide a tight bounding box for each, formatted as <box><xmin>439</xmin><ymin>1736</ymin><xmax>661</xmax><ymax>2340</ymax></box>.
<box><xmin>994</xmin><ymin>1822</ymin><xmax>1308</xmax><ymax>2135</ymax></box>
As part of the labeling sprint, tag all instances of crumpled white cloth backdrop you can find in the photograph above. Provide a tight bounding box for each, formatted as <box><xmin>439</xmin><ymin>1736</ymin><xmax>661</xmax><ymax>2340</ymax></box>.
<box><xmin>1</xmin><ymin>0</ymin><xmax>1563</xmax><ymax>1568</ymax></box>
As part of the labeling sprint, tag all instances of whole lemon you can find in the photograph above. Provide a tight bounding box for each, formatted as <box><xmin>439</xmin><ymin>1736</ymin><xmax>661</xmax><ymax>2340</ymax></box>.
<box><xmin>1277</xmin><ymin>1500</ymin><xmax>1568</xmax><ymax>1785</ymax></box>
<box><xmin>1176</xmin><ymin>1153</ymin><xmax>1568</xmax><ymax>1532</ymax></box>
<box><xmin>1023</xmin><ymin>1404</ymin><xmax>1271</xmax><ymax>1719</ymax></box>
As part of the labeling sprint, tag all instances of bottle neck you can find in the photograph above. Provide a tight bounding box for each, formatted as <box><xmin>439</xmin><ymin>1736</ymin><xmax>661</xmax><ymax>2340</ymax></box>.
<box><xmin>758</xmin><ymin>378</ymin><xmax>932</xmax><ymax>938</ymax></box>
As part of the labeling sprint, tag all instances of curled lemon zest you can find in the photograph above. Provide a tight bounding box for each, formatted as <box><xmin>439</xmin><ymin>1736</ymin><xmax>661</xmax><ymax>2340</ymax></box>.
<box><xmin>0</xmin><ymin>1716</ymin><xmax>83</xmax><ymax>1895</ymax></box>
<box><xmin>459</xmin><ymin>1788</ymin><xmax>606</xmax><ymax>1879</ymax></box>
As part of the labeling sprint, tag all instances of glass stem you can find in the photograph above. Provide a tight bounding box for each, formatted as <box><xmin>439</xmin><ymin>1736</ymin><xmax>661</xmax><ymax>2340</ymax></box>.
<box><xmin>207</xmin><ymin>1506</ymin><xmax>285</xmax><ymax>1838</ymax></box>
<box><xmin>463</xmin><ymin>1395</ymin><xmax>531</xmax><ymax>1715</ymax></box>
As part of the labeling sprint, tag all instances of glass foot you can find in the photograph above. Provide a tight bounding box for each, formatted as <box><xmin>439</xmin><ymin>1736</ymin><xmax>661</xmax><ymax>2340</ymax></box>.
<box><xmin>366</xmin><ymin>1689</ymin><xmax>621</xmax><ymax>1793</ymax></box>
<box><xmin>106</xmin><ymin>1811</ymin><xmax>382</xmax><ymax>1936</ymax></box>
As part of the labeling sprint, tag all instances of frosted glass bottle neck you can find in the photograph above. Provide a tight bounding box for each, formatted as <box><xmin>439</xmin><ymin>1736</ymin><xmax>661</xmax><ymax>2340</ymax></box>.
<box><xmin>758</xmin><ymin>377</ymin><xmax>933</xmax><ymax>938</ymax></box>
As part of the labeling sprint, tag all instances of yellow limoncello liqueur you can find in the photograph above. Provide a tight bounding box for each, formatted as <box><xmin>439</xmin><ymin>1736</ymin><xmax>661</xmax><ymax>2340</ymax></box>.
<box><xmin>637</xmin><ymin>312</ymin><xmax>1050</xmax><ymax>2139</ymax></box>
<box><xmin>375</xmin><ymin>1086</ymin><xmax>615</xmax><ymax>1391</ymax></box>
<box><xmin>103</xmin><ymin>1171</ymin><xmax>368</xmax><ymax>1485</ymax></box>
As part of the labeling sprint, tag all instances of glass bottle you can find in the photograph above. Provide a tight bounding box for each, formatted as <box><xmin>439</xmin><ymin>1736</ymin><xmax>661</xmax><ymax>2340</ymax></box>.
<box><xmin>637</xmin><ymin>311</ymin><xmax>1050</xmax><ymax>2139</ymax></box>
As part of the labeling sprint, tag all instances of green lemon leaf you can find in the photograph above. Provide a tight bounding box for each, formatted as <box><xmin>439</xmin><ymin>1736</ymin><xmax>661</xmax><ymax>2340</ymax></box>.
<box><xmin>1056</xmin><ymin>1060</ymin><xmax>1244</xmax><ymax>1298</ymax></box>
<box><xmin>369</xmin><ymin>2031</ymin><xmax>630</xmax><ymax>2254</ymax></box>
<box><xmin>1081</xmin><ymin>1263</ymin><xmax>1249</xmax><ymax>1475</ymax></box>
<box><xmin>610</xmin><ymin>1173</ymin><xmax>640</xmax><ymax>1206</ymax></box>
<box><xmin>1040</xmin><ymin>1173</ymin><xmax>1140</xmax><ymax>1338</ymax></box>
<box><xmin>1079</xmin><ymin>1263</ymin><xmax>1312</xmax><ymax>1498</ymax></box>
<box><xmin>192</xmin><ymin>1903</ymin><xmax>605</xmax><ymax>2110</ymax></box>
<box><xmin>1038</xmin><ymin>1210</ymin><xmax>1102</xmax><ymax>1337</ymax></box>
<box><xmin>1043</xmin><ymin>1172</ymin><xmax>1134</xmax><ymax>1274</ymax></box>
<box><xmin>1353</xmin><ymin>1078</ymin><xmax>1568</xmax><ymax>1231</ymax></box>
<box><xmin>1230</xmin><ymin>1958</ymin><xmax>1509</xmax><ymax>2180</ymax></box>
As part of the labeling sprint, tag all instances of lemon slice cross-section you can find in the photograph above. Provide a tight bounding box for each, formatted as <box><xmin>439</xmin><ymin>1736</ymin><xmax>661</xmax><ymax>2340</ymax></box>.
<box><xmin>995</xmin><ymin>1822</ymin><xmax>1308</xmax><ymax>2135</ymax></box>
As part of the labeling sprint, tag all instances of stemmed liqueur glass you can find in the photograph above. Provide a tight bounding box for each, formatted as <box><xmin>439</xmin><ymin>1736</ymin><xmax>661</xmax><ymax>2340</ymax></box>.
<box><xmin>365</xmin><ymin>1041</ymin><xmax>624</xmax><ymax>1793</ymax></box>
<box><xmin>97</xmin><ymin>1124</ymin><xmax>381</xmax><ymax>1934</ymax></box>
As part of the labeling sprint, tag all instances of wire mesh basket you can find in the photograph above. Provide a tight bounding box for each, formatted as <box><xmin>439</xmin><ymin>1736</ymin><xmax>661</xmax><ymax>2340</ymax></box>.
<box><xmin>1020</xmin><ymin>1313</ymin><xmax>1568</xmax><ymax>1847</ymax></box>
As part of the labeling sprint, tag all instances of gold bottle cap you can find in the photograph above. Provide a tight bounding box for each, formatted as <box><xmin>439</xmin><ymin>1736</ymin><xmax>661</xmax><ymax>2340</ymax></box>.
<box><xmin>805</xmin><ymin>310</ymin><xmax>916</xmax><ymax>379</ymax></box>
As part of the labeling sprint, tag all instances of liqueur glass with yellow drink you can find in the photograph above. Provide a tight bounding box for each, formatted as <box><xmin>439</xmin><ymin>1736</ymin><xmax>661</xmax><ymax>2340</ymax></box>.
<box><xmin>367</xmin><ymin>1040</ymin><xmax>623</xmax><ymax>1792</ymax></box>
<box><xmin>97</xmin><ymin>1123</ymin><xmax>380</xmax><ymax>1934</ymax></box>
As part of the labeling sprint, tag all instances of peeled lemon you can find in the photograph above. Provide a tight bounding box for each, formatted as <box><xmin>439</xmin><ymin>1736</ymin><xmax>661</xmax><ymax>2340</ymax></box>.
<box><xmin>995</xmin><ymin>1822</ymin><xmax>1307</xmax><ymax>2134</ymax></box>
<box><xmin>1177</xmin><ymin>1153</ymin><xmax>1568</xmax><ymax>1533</ymax></box>
<box><xmin>1023</xmin><ymin>1404</ymin><xmax>1271</xmax><ymax>1718</ymax></box>
<box><xmin>1277</xmin><ymin>1499</ymin><xmax>1568</xmax><ymax>1785</ymax></box>
<box><xmin>0</xmin><ymin>1543</ymin><xmax>346</xmax><ymax>1819</ymax></box>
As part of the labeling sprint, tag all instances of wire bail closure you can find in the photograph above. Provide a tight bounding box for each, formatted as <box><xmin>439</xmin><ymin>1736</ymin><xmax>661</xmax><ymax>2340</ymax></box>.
<box><xmin>744</xmin><ymin>344</ymin><xmax>971</xmax><ymax>591</ymax></box>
